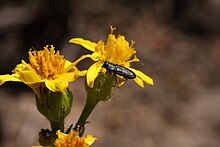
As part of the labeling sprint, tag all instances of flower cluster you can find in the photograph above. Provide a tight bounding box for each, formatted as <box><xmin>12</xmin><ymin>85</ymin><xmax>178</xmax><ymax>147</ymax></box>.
<box><xmin>0</xmin><ymin>26</ymin><xmax>153</xmax><ymax>147</ymax></box>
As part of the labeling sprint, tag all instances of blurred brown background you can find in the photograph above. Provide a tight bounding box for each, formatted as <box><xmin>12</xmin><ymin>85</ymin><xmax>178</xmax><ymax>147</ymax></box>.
<box><xmin>1</xmin><ymin>0</ymin><xmax>220</xmax><ymax>146</ymax></box>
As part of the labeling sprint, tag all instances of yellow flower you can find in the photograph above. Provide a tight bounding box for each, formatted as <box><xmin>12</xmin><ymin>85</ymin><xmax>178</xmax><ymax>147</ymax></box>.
<box><xmin>0</xmin><ymin>45</ymin><xmax>86</xmax><ymax>92</ymax></box>
<box><xmin>55</xmin><ymin>130</ymin><xmax>96</xmax><ymax>147</ymax></box>
<box><xmin>69</xmin><ymin>26</ymin><xmax>154</xmax><ymax>88</ymax></box>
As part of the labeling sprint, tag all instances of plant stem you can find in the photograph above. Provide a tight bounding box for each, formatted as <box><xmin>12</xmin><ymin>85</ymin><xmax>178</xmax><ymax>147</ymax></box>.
<box><xmin>50</xmin><ymin>119</ymin><xmax>64</xmax><ymax>133</ymax></box>
<box><xmin>74</xmin><ymin>96</ymin><xmax>98</xmax><ymax>136</ymax></box>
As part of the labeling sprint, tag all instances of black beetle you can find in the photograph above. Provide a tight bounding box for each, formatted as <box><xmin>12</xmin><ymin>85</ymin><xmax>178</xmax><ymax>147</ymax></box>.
<box><xmin>102</xmin><ymin>61</ymin><xmax>136</xmax><ymax>79</ymax></box>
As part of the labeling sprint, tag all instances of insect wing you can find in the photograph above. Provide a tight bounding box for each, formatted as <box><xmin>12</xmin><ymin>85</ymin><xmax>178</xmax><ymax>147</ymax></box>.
<box><xmin>102</xmin><ymin>61</ymin><xmax>116</xmax><ymax>71</ymax></box>
<box><xmin>115</xmin><ymin>65</ymin><xmax>136</xmax><ymax>79</ymax></box>
<box><xmin>102</xmin><ymin>61</ymin><xmax>136</xmax><ymax>79</ymax></box>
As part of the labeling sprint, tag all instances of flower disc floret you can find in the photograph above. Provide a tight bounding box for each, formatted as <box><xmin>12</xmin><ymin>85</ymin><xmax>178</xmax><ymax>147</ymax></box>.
<box><xmin>28</xmin><ymin>46</ymin><xmax>66</xmax><ymax>79</ymax></box>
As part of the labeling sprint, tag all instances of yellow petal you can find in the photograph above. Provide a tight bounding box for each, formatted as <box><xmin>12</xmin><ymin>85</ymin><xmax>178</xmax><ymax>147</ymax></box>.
<box><xmin>72</xmin><ymin>54</ymin><xmax>92</xmax><ymax>66</ymax></box>
<box><xmin>65</xmin><ymin>54</ymin><xmax>92</xmax><ymax>71</ymax></box>
<box><xmin>127</xmin><ymin>55</ymin><xmax>140</xmax><ymax>63</ymax></box>
<box><xmin>0</xmin><ymin>74</ymin><xmax>21</xmax><ymax>85</ymax></box>
<box><xmin>19</xmin><ymin>71</ymin><xmax>42</xmax><ymax>84</ymax></box>
<box><xmin>69</xmin><ymin>38</ymin><xmax>97</xmax><ymax>52</ymax></box>
<box><xmin>91</xmin><ymin>52</ymin><xmax>101</xmax><ymax>61</ymax></box>
<box><xmin>56</xmin><ymin>130</ymin><xmax>67</xmax><ymax>138</ymax></box>
<box><xmin>45</xmin><ymin>78</ymin><xmax>68</xmax><ymax>92</ymax></box>
<box><xmin>134</xmin><ymin>77</ymin><xmax>144</xmax><ymax>87</ymax></box>
<box><xmin>12</xmin><ymin>62</ymin><xmax>27</xmax><ymax>73</ymax></box>
<box><xmin>54</xmin><ymin>70</ymin><xmax>86</xmax><ymax>82</ymax></box>
<box><xmin>64</xmin><ymin>60</ymin><xmax>72</xmax><ymax>68</ymax></box>
<box><xmin>84</xmin><ymin>135</ymin><xmax>97</xmax><ymax>145</ymax></box>
<box><xmin>86</xmin><ymin>62</ymin><xmax>102</xmax><ymax>88</ymax></box>
<box><xmin>129</xmin><ymin>68</ymin><xmax>154</xmax><ymax>86</ymax></box>
<box><xmin>105</xmin><ymin>34</ymin><xmax>116</xmax><ymax>57</ymax></box>
<box><xmin>53</xmin><ymin>73</ymin><xmax>75</xmax><ymax>82</ymax></box>
<box><xmin>117</xmin><ymin>81</ymin><xmax>125</xmax><ymax>87</ymax></box>
<box><xmin>114</xmin><ymin>35</ymin><xmax>136</xmax><ymax>61</ymax></box>
<box><xmin>116</xmin><ymin>77</ymin><xmax>126</xmax><ymax>87</ymax></box>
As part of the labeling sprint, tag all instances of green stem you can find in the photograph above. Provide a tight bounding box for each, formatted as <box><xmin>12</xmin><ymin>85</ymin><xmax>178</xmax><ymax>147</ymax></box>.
<box><xmin>74</xmin><ymin>96</ymin><xmax>99</xmax><ymax>136</ymax></box>
<box><xmin>50</xmin><ymin>119</ymin><xmax>64</xmax><ymax>133</ymax></box>
<box><xmin>73</xmin><ymin>73</ymin><xmax>116</xmax><ymax>136</ymax></box>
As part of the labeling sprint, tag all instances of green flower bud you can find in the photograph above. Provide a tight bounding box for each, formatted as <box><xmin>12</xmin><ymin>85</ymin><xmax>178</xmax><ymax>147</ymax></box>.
<box><xmin>35</xmin><ymin>87</ymin><xmax>73</xmax><ymax>132</ymax></box>
<box><xmin>85</xmin><ymin>73</ymin><xmax>116</xmax><ymax>102</ymax></box>
<box><xmin>74</xmin><ymin>73</ymin><xmax>116</xmax><ymax>136</ymax></box>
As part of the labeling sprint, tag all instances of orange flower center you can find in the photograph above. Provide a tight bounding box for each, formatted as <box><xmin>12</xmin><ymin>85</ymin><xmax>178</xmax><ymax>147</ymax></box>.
<box><xmin>28</xmin><ymin>45</ymin><xmax>66</xmax><ymax>79</ymax></box>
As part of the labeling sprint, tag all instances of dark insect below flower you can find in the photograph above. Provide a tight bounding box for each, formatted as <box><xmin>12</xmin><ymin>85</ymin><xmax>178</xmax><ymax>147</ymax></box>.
<box><xmin>102</xmin><ymin>61</ymin><xmax>136</xmax><ymax>79</ymax></box>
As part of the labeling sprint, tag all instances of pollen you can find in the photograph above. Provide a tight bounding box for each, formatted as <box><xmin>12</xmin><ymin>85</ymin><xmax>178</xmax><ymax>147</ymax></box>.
<box><xmin>28</xmin><ymin>45</ymin><xmax>66</xmax><ymax>79</ymax></box>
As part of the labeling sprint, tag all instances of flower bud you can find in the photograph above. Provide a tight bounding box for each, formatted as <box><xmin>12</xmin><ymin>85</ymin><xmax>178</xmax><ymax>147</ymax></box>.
<box><xmin>74</xmin><ymin>73</ymin><xmax>116</xmax><ymax>136</ymax></box>
<box><xmin>35</xmin><ymin>87</ymin><xmax>73</xmax><ymax>132</ymax></box>
<box><xmin>85</xmin><ymin>73</ymin><xmax>116</xmax><ymax>102</ymax></box>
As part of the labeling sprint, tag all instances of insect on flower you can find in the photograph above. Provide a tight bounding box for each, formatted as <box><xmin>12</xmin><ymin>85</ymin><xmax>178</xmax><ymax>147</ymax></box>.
<box><xmin>102</xmin><ymin>61</ymin><xmax>136</xmax><ymax>79</ymax></box>
<box><xmin>69</xmin><ymin>26</ymin><xmax>154</xmax><ymax>88</ymax></box>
